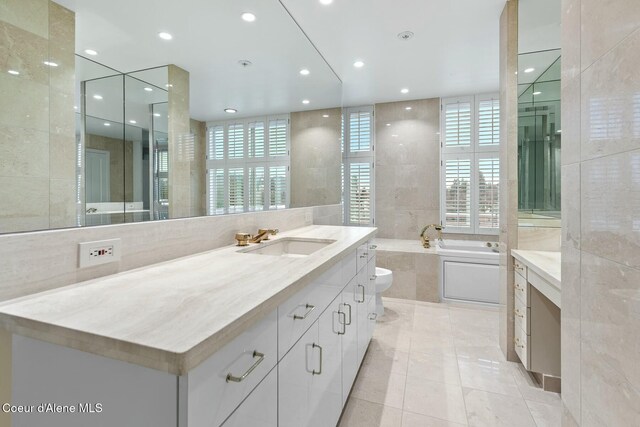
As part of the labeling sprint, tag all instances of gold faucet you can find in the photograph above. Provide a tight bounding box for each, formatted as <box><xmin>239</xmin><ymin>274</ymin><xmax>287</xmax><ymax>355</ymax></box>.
<box><xmin>419</xmin><ymin>224</ymin><xmax>443</xmax><ymax>248</ymax></box>
<box><xmin>249</xmin><ymin>228</ymin><xmax>279</xmax><ymax>244</ymax></box>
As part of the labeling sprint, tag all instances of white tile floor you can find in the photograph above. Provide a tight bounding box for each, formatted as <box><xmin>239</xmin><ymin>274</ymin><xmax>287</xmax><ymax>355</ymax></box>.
<box><xmin>339</xmin><ymin>298</ymin><xmax>562</xmax><ymax>427</ymax></box>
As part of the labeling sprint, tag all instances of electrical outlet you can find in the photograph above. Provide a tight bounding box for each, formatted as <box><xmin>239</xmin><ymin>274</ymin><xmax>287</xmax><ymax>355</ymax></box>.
<box><xmin>78</xmin><ymin>239</ymin><xmax>121</xmax><ymax>268</ymax></box>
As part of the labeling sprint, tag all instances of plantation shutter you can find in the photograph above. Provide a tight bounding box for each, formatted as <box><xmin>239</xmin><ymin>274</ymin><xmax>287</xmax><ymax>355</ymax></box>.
<box><xmin>477</xmin><ymin>156</ymin><xmax>500</xmax><ymax>230</ymax></box>
<box><xmin>269</xmin><ymin>166</ymin><xmax>287</xmax><ymax>209</ymax></box>
<box><xmin>228</xmin><ymin>167</ymin><xmax>244</xmax><ymax>213</ymax></box>
<box><xmin>248</xmin><ymin>166</ymin><xmax>265</xmax><ymax>211</ymax></box>
<box><xmin>268</xmin><ymin>119</ymin><xmax>288</xmax><ymax>157</ymax></box>
<box><xmin>228</xmin><ymin>124</ymin><xmax>244</xmax><ymax>159</ymax></box>
<box><xmin>348</xmin><ymin>162</ymin><xmax>372</xmax><ymax>225</ymax></box>
<box><xmin>208</xmin><ymin>169</ymin><xmax>225</xmax><ymax>215</ymax></box>
<box><xmin>444</xmin><ymin>99</ymin><xmax>472</xmax><ymax>149</ymax></box>
<box><xmin>443</xmin><ymin>157</ymin><xmax>472</xmax><ymax>228</ymax></box>
<box><xmin>348</xmin><ymin>110</ymin><xmax>372</xmax><ymax>152</ymax></box>
<box><xmin>248</xmin><ymin>121</ymin><xmax>265</xmax><ymax>158</ymax></box>
<box><xmin>477</xmin><ymin>98</ymin><xmax>500</xmax><ymax>148</ymax></box>
<box><xmin>208</xmin><ymin>125</ymin><xmax>224</xmax><ymax>160</ymax></box>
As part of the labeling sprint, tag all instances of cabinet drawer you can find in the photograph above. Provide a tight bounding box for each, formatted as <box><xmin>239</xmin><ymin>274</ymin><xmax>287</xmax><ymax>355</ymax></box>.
<box><xmin>342</xmin><ymin>251</ymin><xmax>357</xmax><ymax>285</ymax></box>
<box><xmin>221</xmin><ymin>368</ymin><xmax>277</xmax><ymax>427</ymax></box>
<box><xmin>356</xmin><ymin>243</ymin><xmax>369</xmax><ymax>272</ymax></box>
<box><xmin>514</xmin><ymin>272</ymin><xmax>529</xmax><ymax>306</ymax></box>
<box><xmin>278</xmin><ymin>263</ymin><xmax>342</xmax><ymax>359</ymax></box>
<box><xmin>514</xmin><ymin>295</ymin><xmax>530</xmax><ymax>335</ymax></box>
<box><xmin>514</xmin><ymin>324</ymin><xmax>530</xmax><ymax>370</ymax></box>
<box><xmin>366</xmin><ymin>259</ymin><xmax>376</xmax><ymax>302</ymax></box>
<box><xmin>367</xmin><ymin>241</ymin><xmax>377</xmax><ymax>262</ymax></box>
<box><xmin>186</xmin><ymin>310</ymin><xmax>277</xmax><ymax>427</ymax></box>
<box><xmin>514</xmin><ymin>258</ymin><xmax>527</xmax><ymax>280</ymax></box>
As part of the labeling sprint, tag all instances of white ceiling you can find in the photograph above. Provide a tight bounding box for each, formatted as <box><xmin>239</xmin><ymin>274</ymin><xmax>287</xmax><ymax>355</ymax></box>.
<box><xmin>55</xmin><ymin>0</ymin><xmax>342</xmax><ymax>122</ymax></box>
<box><xmin>280</xmin><ymin>0</ymin><xmax>506</xmax><ymax>106</ymax></box>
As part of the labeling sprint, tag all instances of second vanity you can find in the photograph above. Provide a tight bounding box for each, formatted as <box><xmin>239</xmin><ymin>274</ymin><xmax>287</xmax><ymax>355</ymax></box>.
<box><xmin>0</xmin><ymin>225</ymin><xmax>377</xmax><ymax>427</ymax></box>
<box><xmin>511</xmin><ymin>249</ymin><xmax>561</xmax><ymax>391</ymax></box>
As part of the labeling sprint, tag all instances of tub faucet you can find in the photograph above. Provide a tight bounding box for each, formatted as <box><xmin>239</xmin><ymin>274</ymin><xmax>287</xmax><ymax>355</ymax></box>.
<box><xmin>419</xmin><ymin>224</ymin><xmax>443</xmax><ymax>248</ymax></box>
<box><xmin>249</xmin><ymin>228</ymin><xmax>279</xmax><ymax>243</ymax></box>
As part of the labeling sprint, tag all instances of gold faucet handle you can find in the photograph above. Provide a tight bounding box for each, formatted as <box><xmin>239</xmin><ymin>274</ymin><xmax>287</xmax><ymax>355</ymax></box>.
<box><xmin>258</xmin><ymin>228</ymin><xmax>279</xmax><ymax>240</ymax></box>
<box><xmin>235</xmin><ymin>233</ymin><xmax>251</xmax><ymax>246</ymax></box>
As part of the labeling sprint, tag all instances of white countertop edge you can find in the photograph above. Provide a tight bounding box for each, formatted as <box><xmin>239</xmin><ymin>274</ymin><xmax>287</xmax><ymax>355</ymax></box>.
<box><xmin>511</xmin><ymin>249</ymin><xmax>561</xmax><ymax>290</ymax></box>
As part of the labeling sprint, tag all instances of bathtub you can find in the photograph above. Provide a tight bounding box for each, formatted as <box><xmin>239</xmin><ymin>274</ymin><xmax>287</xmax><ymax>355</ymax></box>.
<box><xmin>437</xmin><ymin>239</ymin><xmax>499</xmax><ymax>305</ymax></box>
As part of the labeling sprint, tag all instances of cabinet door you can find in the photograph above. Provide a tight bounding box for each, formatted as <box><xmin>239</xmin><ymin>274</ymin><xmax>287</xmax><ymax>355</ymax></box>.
<box><xmin>366</xmin><ymin>255</ymin><xmax>376</xmax><ymax>302</ymax></box>
<box><xmin>310</xmin><ymin>296</ymin><xmax>343</xmax><ymax>427</ymax></box>
<box><xmin>341</xmin><ymin>277</ymin><xmax>359</xmax><ymax>404</ymax></box>
<box><xmin>221</xmin><ymin>368</ymin><xmax>277</xmax><ymax>427</ymax></box>
<box><xmin>279</xmin><ymin>321</ymin><xmax>320</xmax><ymax>427</ymax></box>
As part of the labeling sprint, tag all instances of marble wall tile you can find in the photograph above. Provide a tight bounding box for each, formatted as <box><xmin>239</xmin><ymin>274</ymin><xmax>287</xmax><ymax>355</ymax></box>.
<box><xmin>415</xmin><ymin>254</ymin><xmax>440</xmax><ymax>303</ymax></box>
<box><xmin>0</xmin><ymin>176</ymin><xmax>49</xmax><ymax>233</ymax></box>
<box><xmin>189</xmin><ymin>119</ymin><xmax>206</xmax><ymax>217</ymax></box>
<box><xmin>48</xmin><ymin>178</ymin><xmax>76</xmax><ymax>228</ymax></box>
<box><xmin>580</xmin><ymin>342</ymin><xmax>640</xmax><ymax>426</ymax></box>
<box><xmin>561</xmin><ymin>0</ymin><xmax>581</xmax><ymax>83</ymax></box>
<box><xmin>561</xmin><ymin>77</ymin><xmax>581</xmax><ymax>166</ymax></box>
<box><xmin>0</xmin><ymin>125</ymin><xmax>49</xmax><ymax>178</ymax></box>
<box><xmin>581</xmin><ymin>150</ymin><xmax>640</xmax><ymax>269</ymax></box>
<box><xmin>580</xmin><ymin>0</ymin><xmax>640</xmax><ymax>71</ymax></box>
<box><xmin>290</xmin><ymin>108</ymin><xmax>342</xmax><ymax>208</ymax></box>
<box><xmin>580</xmin><ymin>29</ymin><xmax>640</xmax><ymax>161</ymax></box>
<box><xmin>0</xmin><ymin>0</ymin><xmax>49</xmax><ymax>39</ymax></box>
<box><xmin>0</xmin><ymin>73</ymin><xmax>49</xmax><ymax>132</ymax></box>
<box><xmin>0</xmin><ymin>21</ymin><xmax>48</xmax><ymax>85</ymax></box>
<box><xmin>312</xmin><ymin>204</ymin><xmax>342</xmax><ymax>226</ymax></box>
<box><xmin>0</xmin><ymin>329</ymin><xmax>10</xmax><ymax>427</ymax></box>
<box><xmin>517</xmin><ymin>226</ymin><xmax>561</xmax><ymax>251</ymax></box>
<box><xmin>0</xmin><ymin>206</ymin><xmax>318</xmax><ymax>302</ymax></box>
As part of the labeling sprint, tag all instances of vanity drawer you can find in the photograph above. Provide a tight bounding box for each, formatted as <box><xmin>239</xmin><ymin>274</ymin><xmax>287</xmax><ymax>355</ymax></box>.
<box><xmin>514</xmin><ymin>295</ymin><xmax>530</xmax><ymax>335</ymax></box>
<box><xmin>514</xmin><ymin>272</ymin><xmax>529</xmax><ymax>306</ymax></box>
<box><xmin>367</xmin><ymin>241</ymin><xmax>377</xmax><ymax>262</ymax></box>
<box><xmin>514</xmin><ymin>258</ymin><xmax>527</xmax><ymax>280</ymax></box>
<box><xmin>186</xmin><ymin>310</ymin><xmax>278</xmax><ymax>427</ymax></box>
<box><xmin>514</xmin><ymin>324</ymin><xmax>530</xmax><ymax>370</ymax></box>
<box><xmin>356</xmin><ymin>243</ymin><xmax>369</xmax><ymax>272</ymax></box>
<box><xmin>342</xmin><ymin>251</ymin><xmax>358</xmax><ymax>285</ymax></box>
<box><xmin>278</xmin><ymin>263</ymin><xmax>342</xmax><ymax>359</ymax></box>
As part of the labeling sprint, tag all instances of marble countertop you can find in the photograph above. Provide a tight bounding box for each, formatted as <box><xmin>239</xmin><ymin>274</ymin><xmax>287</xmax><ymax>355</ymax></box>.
<box><xmin>0</xmin><ymin>225</ymin><xmax>376</xmax><ymax>375</ymax></box>
<box><xmin>511</xmin><ymin>250</ymin><xmax>561</xmax><ymax>290</ymax></box>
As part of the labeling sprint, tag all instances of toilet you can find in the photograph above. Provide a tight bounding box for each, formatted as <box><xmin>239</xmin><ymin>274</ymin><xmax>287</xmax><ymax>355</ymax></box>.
<box><xmin>375</xmin><ymin>267</ymin><xmax>393</xmax><ymax>316</ymax></box>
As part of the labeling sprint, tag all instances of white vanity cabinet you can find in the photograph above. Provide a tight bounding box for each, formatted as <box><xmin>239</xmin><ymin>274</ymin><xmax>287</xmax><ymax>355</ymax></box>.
<box><xmin>340</xmin><ymin>276</ymin><xmax>360</xmax><ymax>404</ymax></box>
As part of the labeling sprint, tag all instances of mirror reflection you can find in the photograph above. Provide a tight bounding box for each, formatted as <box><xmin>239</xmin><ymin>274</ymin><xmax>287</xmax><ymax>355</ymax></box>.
<box><xmin>0</xmin><ymin>0</ymin><xmax>342</xmax><ymax>234</ymax></box>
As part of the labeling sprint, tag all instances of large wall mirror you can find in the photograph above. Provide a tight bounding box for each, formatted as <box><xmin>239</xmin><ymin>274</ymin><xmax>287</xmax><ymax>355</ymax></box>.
<box><xmin>0</xmin><ymin>0</ymin><xmax>342</xmax><ymax>234</ymax></box>
<box><xmin>517</xmin><ymin>0</ymin><xmax>561</xmax><ymax>228</ymax></box>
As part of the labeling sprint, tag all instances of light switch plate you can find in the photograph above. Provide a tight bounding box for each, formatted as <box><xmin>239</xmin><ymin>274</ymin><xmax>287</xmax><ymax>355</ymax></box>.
<box><xmin>78</xmin><ymin>238</ymin><xmax>122</xmax><ymax>268</ymax></box>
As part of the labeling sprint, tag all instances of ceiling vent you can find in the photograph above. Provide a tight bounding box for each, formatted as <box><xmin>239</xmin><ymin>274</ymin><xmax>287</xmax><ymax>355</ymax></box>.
<box><xmin>238</xmin><ymin>60</ymin><xmax>253</xmax><ymax>67</ymax></box>
<box><xmin>397</xmin><ymin>31</ymin><xmax>414</xmax><ymax>41</ymax></box>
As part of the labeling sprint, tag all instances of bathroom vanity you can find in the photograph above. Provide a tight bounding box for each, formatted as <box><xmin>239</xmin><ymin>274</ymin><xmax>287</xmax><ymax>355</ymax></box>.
<box><xmin>0</xmin><ymin>225</ymin><xmax>377</xmax><ymax>427</ymax></box>
<box><xmin>511</xmin><ymin>250</ymin><xmax>561</xmax><ymax>390</ymax></box>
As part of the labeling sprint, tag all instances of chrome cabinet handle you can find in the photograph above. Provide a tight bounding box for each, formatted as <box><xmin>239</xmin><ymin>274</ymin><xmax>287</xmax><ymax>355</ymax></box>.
<box><xmin>369</xmin><ymin>244</ymin><xmax>377</xmax><ymax>250</ymax></box>
<box><xmin>355</xmin><ymin>284</ymin><xmax>365</xmax><ymax>303</ymax></box>
<box><xmin>368</xmin><ymin>313</ymin><xmax>378</xmax><ymax>321</ymax></box>
<box><xmin>344</xmin><ymin>303</ymin><xmax>352</xmax><ymax>325</ymax></box>
<box><xmin>312</xmin><ymin>343</ymin><xmax>323</xmax><ymax>375</ymax></box>
<box><xmin>226</xmin><ymin>351</ymin><xmax>265</xmax><ymax>383</ymax></box>
<box><xmin>337</xmin><ymin>311</ymin><xmax>346</xmax><ymax>335</ymax></box>
<box><xmin>370</xmin><ymin>275</ymin><xmax>377</xmax><ymax>281</ymax></box>
<box><xmin>293</xmin><ymin>304</ymin><xmax>315</xmax><ymax>320</ymax></box>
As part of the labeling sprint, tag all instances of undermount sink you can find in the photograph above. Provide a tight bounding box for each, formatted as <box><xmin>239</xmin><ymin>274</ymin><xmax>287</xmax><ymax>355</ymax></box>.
<box><xmin>239</xmin><ymin>237</ymin><xmax>336</xmax><ymax>257</ymax></box>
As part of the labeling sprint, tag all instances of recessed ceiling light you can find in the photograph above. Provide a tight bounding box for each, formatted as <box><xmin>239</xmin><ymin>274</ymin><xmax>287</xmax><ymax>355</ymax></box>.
<box><xmin>302</xmin><ymin>99</ymin><xmax>310</xmax><ymax>105</ymax></box>
<box><xmin>43</xmin><ymin>61</ymin><xmax>58</xmax><ymax>67</ymax></box>
<box><xmin>300</xmin><ymin>68</ymin><xmax>310</xmax><ymax>76</ymax></box>
<box><xmin>241</xmin><ymin>12</ymin><xmax>256</xmax><ymax>22</ymax></box>
<box><xmin>74</xmin><ymin>105</ymin><xmax>77</xmax><ymax>110</ymax></box>
<box><xmin>322</xmin><ymin>114</ymin><xmax>329</xmax><ymax>118</ymax></box>
<box><xmin>84</xmin><ymin>49</ymin><xmax>98</xmax><ymax>56</ymax></box>
<box><xmin>144</xmin><ymin>87</ymin><xmax>153</xmax><ymax>92</ymax></box>
<box><xmin>405</xmin><ymin>106</ymin><xmax>412</xmax><ymax>110</ymax></box>
<box><xmin>401</xmin><ymin>88</ymin><xmax>409</xmax><ymax>94</ymax></box>
<box><xmin>556</xmin><ymin>129</ymin><xmax>562</xmax><ymax>133</ymax></box>
<box><xmin>153</xmin><ymin>113</ymin><xmax>161</xmax><ymax>117</ymax></box>
<box><xmin>386</xmin><ymin>123</ymin><xmax>391</xmax><ymax>127</ymax></box>
<box><xmin>391</xmin><ymin>134</ymin><xmax>399</xmax><ymax>138</ymax></box>
<box><xmin>353</xmin><ymin>60</ymin><xmax>365</xmax><ymax>68</ymax></box>
<box><xmin>93</xmin><ymin>94</ymin><xmax>103</xmax><ymax>100</ymax></box>
<box><xmin>524</xmin><ymin>67</ymin><xmax>535</xmax><ymax>73</ymax></box>
<box><xmin>224</xmin><ymin>108</ymin><xmax>238</xmax><ymax>114</ymax></box>
<box><xmin>7</xmin><ymin>70</ymin><xmax>19</xmax><ymax>75</ymax></box>
<box><xmin>104</xmin><ymin>122</ymin><xmax>111</xmax><ymax>126</ymax></box>
<box><xmin>129</xmin><ymin>120</ymin><xmax>137</xmax><ymax>124</ymax></box>
<box><xmin>165</xmin><ymin>84</ymin><xmax>173</xmax><ymax>88</ymax></box>
<box><xmin>319</xmin><ymin>0</ymin><xmax>334</xmax><ymax>5</ymax></box>
<box><xmin>533</xmin><ymin>91</ymin><xmax>542</xmax><ymax>95</ymax></box>
<box><xmin>158</xmin><ymin>32</ymin><xmax>173</xmax><ymax>40</ymax></box>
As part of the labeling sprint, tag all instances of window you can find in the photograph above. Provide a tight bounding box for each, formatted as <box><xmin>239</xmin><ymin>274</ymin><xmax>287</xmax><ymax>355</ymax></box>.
<box><xmin>441</xmin><ymin>95</ymin><xmax>500</xmax><ymax>234</ymax></box>
<box><xmin>206</xmin><ymin>115</ymin><xmax>290</xmax><ymax>215</ymax></box>
<box><xmin>343</xmin><ymin>106</ymin><xmax>375</xmax><ymax>226</ymax></box>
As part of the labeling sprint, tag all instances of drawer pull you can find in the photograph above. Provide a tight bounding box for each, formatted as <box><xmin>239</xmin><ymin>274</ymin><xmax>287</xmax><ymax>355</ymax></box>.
<box><xmin>355</xmin><ymin>284</ymin><xmax>366</xmax><ymax>303</ymax></box>
<box><xmin>514</xmin><ymin>338</ymin><xmax>525</xmax><ymax>349</ymax></box>
<box><xmin>368</xmin><ymin>313</ymin><xmax>378</xmax><ymax>321</ymax></box>
<box><xmin>515</xmin><ymin>309</ymin><xmax>524</xmax><ymax>318</ymax></box>
<box><xmin>226</xmin><ymin>351</ymin><xmax>265</xmax><ymax>383</ymax></box>
<box><xmin>337</xmin><ymin>311</ymin><xmax>346</xmax><ymax>335</ymax></box>
<box><xmin>370</xmin><ymin>275</ymin><xmax>377</xmax><ymax>281</ymax></box>
<box><xmin>515</xmin><ymin>283</ymin><xmax>524</xmax><ymax>291</ymax></box>
<box><xmin>343</xmin><ymin>303</ymin><xmax>352</xmax><ymax>325</ymax></box>
<box><xmin>369</xmin><ymin>244</ymin><xmax>377</xmax><ymax>250</ymax></box>
<box><xmin>293</xmin><ymin>304</ymin><xmax>316</xmax><ymax>320</ymax></box>
<box><xmin>312</xmin><ymin>343</ymin><xmax>323</xmax><ymax>375</ymax></box>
